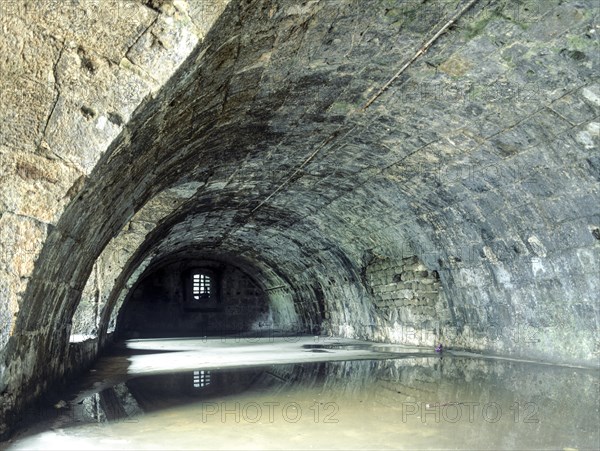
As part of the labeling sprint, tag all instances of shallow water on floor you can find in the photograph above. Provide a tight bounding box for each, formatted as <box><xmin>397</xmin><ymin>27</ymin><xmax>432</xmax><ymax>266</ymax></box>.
<box><xmin>4</xmin><ymin>337</ymin><xmax>599</xmax><ymax>450</ymax></box>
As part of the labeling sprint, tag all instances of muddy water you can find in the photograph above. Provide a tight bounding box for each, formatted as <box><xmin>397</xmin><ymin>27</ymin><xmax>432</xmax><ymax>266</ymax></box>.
<box><xmin>3</xmin><ymin>337</ymin><xmax>599</xmax><ymax>450</ymax></box>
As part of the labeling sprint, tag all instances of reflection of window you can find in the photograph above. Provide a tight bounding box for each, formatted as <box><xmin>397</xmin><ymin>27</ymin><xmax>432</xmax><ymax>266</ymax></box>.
<box><xmin>192</xmin><ymin>273</ymin><xmax>211</xmax><ymax>300</ymax></box>
<box><xmin>193</xmin><ymin>370</ymin><xmax>210</xmax><ymax>388</ymax></box>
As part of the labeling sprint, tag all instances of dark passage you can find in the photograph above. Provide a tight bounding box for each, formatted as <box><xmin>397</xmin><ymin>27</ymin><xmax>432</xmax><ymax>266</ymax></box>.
<box><xmin>117</xmin><ymin>259</ymin><xmax>271</xmax><ymax>339</ymax></box>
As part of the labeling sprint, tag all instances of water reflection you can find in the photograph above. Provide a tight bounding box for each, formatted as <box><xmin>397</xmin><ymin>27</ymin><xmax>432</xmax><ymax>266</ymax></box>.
<box><xmin>5</xmin><ymin>344</ymin><xmax>599</xmax><ymax>450</ymax></box>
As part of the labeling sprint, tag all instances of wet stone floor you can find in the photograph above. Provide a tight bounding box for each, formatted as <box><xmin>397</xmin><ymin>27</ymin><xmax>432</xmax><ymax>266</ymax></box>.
<box><xmin>3</xmin><ymin>336</ymin><xmax>599</xmax><ymax>450</ymax></box>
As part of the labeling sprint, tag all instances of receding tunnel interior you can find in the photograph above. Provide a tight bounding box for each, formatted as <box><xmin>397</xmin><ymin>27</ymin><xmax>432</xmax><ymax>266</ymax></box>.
<box><xmin>116</xmin><ymin>256</ymin><xmax>273</xmax><ymax>339</ymax></box>
<box><xmin>1</xmin><ymin>0</ymin><xmax>599</xmax><ymax>449</ymax></box>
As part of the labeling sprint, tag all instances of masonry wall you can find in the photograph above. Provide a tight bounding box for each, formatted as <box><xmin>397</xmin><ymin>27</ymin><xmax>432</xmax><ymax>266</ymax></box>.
<box><xmin>366</xmin><ymin>255</ymin><xmax>451</xmax><ymax>347</ymax></box>
<box><xmin>2</xmin><ymin>0</ymin><xmax>599</xmax><ymax>440</ymax></box>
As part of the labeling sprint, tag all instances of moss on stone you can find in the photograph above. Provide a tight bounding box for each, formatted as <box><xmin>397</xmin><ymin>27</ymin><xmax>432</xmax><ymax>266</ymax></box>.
<box><xmin>463</xmin><ymin>12</ymin><xmax>499</xmax><ymax>39</ymax></box>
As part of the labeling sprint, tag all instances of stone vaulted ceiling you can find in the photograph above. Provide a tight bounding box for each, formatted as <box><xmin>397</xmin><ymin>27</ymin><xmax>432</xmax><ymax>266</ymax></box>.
<box><xmin>0</xmin><ymin>0</ymin><xmax>598</xmax><ymax>437</ymax></box>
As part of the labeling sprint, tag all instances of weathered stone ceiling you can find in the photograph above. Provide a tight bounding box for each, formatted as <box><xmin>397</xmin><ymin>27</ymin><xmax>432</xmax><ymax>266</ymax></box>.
<box><xmin>1</xmin><ymin>0</ymin><xmax>599</xmax><ymax>438</ymax></box>
<box><xmin>0</xmin><ymin>0</ymin><xmax>229</xmax><ymax>435</ymax></box>
<box><xmin>0</xmin><ymin>0</ymin><xmax>229</xmax><ymax>349</ymax></box>
<box><xmin>85</xmin><ymin>0</ymin><xmax>599</xmax><ymax>366</ymax></box>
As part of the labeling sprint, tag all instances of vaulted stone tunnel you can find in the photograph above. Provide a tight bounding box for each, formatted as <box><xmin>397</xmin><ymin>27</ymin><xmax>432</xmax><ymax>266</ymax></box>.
<box><xmin>1</xmin><ymin>0</ymin><xmax>598</xmax><ymax>445</ymax></box>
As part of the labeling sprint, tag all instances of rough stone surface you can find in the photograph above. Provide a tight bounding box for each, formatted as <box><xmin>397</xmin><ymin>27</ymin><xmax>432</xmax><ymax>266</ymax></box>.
<box><xmin>0</xmin><ymin>0</ymin><xmax>229</xmax><ymax>352</ymax></box>
<box><xmin>70</xmin><ymin>181</ymin><xmax>203</xmax><ymax>340</ymax></box>
<box><xmin>366</xmin><ymin>255</ymin><xmax>450</xmax><ymax>346</ymax></box>
<box><xmin>0</xmin><ymin>0</ymin><xmax>228</xmax><ymax>436</ymax></box>
<box><xmin>1</xmin><ymin>0</ymin><xmax>599</xmax><ymax>438</ymax></box>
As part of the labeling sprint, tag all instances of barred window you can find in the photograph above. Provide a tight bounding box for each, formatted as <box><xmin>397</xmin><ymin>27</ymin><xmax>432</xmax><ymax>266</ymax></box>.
<box><xmin>192</xmin><ymin>273</ymin><xmax>212</xmax><ymax>300</ymax></box>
